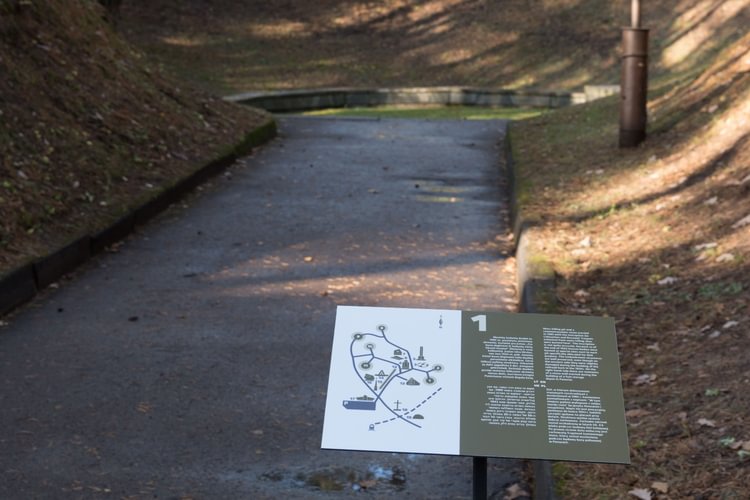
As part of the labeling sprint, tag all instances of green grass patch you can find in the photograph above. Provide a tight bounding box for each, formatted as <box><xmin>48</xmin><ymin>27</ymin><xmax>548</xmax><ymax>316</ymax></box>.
<box><xmin>698</xmin><ymin>281</ymin><xmax>744</xmax><ymax>299</ymax></box>
<box><xmin>302</xmin><ymin>106</ymin><xmax>546</xmax><ymax>121</ymax></box>
<box><xmin>509</xmin><ymin>96</ymin><xmax>620</xmax><ymax>222</ymax></box>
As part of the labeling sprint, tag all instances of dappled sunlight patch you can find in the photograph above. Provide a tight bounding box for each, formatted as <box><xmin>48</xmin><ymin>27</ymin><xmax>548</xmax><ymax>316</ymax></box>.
<box><xmin>160</xmin><ymin>35</ymin><xmax>209</xmax><ymax>47</ymax></box>
<box><xmin>120</xmin><ymin>0</ymin><xmax>666</xmax><ymax>94</ymax></box>
<box><xmin>211</xmin><ymin>258</ymin><xmax>516</xmax><ymax>312</ymax></box>
<box><xmin>651</xmin><ymin>32</ymin><xmax>750</xmax><ymax>119</ymax></box>
<box><xmin>243</xmin><ymin>20</ymin><xmax>309</xmax><ymax>39</ymax></box>
<box><xmin>559</xmin><ymin>85</ymin><xmax>750</xmax><ymax>222</ymax></box>
<box><xmin>414</xmin><ymin>195</ymin><xmax>462</xmax><ymax>204</ymax></box>
<box><xmin>518</xmin><ymin>57</ymin><xmax>598</xmax><ymax>92</ymax></box>
<box><xmin>547</xmin><ymin>69</ymin><xmax>597</xmax><ymax>93</ymax></box>
<box><xmin>329</xmin><ymin>1</ymin><xmax>408</xmax><ymax>29</ymax></box>
<box><xmin>433</xmin><ymin>48</ymin><xmax>473</xmax><ymax>65</ymax></box>
<box><xmin>407</xmin><ymin>0</ymin><xmax>464</xmax><ymax>22</ymax></box>
<box><xmin>540</xmin><ymin>0</ymin><xmax>585</xmax><ymax>9</ymax></box>
<box><xmin>662</xmin><ymin>0</ymin><xmax>750</xmax><ymax>68</ymax></box>
<box><xmin>223</xmin><ymin>70</ymin><xmax>348</xmax><ymax>92</ymax></box>
<box><xmin>329</xmin><ymin>0</ymin><xmax>464</xmax><ymax>33</ymax></box>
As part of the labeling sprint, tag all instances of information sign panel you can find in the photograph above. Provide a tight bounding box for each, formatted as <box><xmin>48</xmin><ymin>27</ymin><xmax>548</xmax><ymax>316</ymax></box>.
<box><xmin>321</xmin><ymin>306</ymin><xmax>630</xmax><ymax>464</ymax></box>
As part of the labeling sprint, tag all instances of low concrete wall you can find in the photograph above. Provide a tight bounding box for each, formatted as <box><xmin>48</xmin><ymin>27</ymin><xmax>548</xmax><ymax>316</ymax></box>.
<box><xmin>0</xmin><ymin>118</ymin><xmax>278</xmax><ymax>317</ymax></box>
<box><xmin>226</xmin><ymin>86</ymin><xmax>615</xmax><ymax>112</ymax></box>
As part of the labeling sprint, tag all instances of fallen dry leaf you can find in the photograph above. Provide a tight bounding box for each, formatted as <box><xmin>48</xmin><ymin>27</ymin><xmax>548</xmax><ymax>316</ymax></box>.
<box><xmin>693</xmin><ymin>242</ymin><xmax>718</xmax><ymax>251</ymax></box>
<box><xmin>629</xmin><ymin>488</ymin><xmax>652</xmax><ymax>500</ymax></box>
<box><xmin>651</xmin><ymin>481</ymin><xmax>669</xmax><ymax>494</ymax></box>
<box><xmin>697</xmin><ymin>418</ymin><xmax>716</xmax><ymax>428</ymax></box>
<box><xmin>634</xmin><ymin>373</ymin><xmax>657</xmax><ymax>386</ymax></box>
<box><xmin>657</xmin><ymin>276</ymin><xmax>678</xmax><ymax>286</ymax></box>
<box><xmin>626</xmin><ymin>409</ymin><xmax>652</xmax><ymax>418</ymax></box>
<box><xmin>136</xmin><ymin>402</ymin><xmax>153</xmax><ymax>414</ymax></box>
<box><xmin>731</xmin><ymin>214</ymin><xmax>750</xmax><ymax>228</ymax></box>
<box><xmin>504</xmin><ymin>483</ymin><xmax>529</xmax><ymax>500</ymax></box>
<box><xmin>715</xmin><ymin>253</ymin><xmax>735</xmax><ymax>263</ymax></box>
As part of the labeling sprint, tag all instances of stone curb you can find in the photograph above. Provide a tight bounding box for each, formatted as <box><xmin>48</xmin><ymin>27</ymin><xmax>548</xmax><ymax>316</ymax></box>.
<box><xmin>0</xmin><ymin>265</ymin><xmax>36</xmax><ymax>317</ymax></box>
<box><xmin>0</xmin><ymin>118</ymin><xmax>277</xmax><ymax>317</ymax></box>
<box><xmin>224</xmin><ymin>86</ymin><xmax>609</xmax><ymax>112</ymax></box>
<box><xmin>503</xmin><ymin>123</ymin><xmax>559</xmax><ymax>500</ymax></box>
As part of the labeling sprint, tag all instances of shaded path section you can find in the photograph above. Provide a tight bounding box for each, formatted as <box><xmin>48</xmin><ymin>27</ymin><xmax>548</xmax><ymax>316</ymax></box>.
<box><xmin>0</xmin><ymin>117</ymin><xmax>518</xmax><ymax>498</ymax></box>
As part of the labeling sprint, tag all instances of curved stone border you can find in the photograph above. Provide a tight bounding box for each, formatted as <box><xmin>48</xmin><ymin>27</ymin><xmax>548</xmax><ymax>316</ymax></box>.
<box><xmin>226</xmin><ymin>86</ymin><xmax>594</xmax><ymax>113</ymax></box>
<box><xmin>503</xmin><ymin>123</ymin><xmax>559</xmax><ymax>500</ymax></box>
<box><xmin>0</xmin><ymin>118</ymin><xmax>277</xmax><ymax>317</ymax></box>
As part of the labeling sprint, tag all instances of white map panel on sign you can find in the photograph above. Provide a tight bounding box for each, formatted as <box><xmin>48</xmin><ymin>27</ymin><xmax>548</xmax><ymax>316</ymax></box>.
<box><xmin>322</xmin><ymin>306</ymin><xmax>462</xmax><ymax>455</ymax></box>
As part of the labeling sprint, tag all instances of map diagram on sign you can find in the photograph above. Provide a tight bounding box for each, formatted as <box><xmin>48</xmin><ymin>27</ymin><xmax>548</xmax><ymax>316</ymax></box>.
<box><xmin>322</xmin><ymin>306</ymin><xmax>462</xmax><ymax>455</ymax></box>
<box><xmin>345</xmin><ymin>324</ymin><xmax>444</xmax><ymax>430</ymax></box>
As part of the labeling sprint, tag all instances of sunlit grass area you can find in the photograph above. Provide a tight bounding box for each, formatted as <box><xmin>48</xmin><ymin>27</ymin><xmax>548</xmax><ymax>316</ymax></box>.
<box><xmin>302</xmin><ymin>105</ymin><xmax>546</xmax><ymax>120</ymax></box>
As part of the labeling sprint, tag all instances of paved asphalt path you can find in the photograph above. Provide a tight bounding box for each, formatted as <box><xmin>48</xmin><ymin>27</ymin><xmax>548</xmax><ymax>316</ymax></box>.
<box><xmin>0</xmin><ymin>117</ymin><xmax>520</xmax><ymax>499</ymax></box>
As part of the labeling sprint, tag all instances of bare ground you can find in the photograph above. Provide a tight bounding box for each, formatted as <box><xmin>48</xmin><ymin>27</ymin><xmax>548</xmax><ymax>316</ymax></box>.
<box><xmin>0</xmin><ymin>0</ymin><xmax>268</xmax><ymax>275</ymax></box>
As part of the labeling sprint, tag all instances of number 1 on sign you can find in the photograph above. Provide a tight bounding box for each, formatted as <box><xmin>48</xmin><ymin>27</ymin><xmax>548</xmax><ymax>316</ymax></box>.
<box><xmin>471</xmin><ymin>315</ymin><xmax>487</xmax><ymax>332</ymax></box>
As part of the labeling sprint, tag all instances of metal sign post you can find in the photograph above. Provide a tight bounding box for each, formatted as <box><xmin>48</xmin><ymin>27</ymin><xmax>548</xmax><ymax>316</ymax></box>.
<box><xmin>619</xmin><ymin>0</ymin><xmax>649</xmax><ymax>147</ymax></box>
<box><xmin>473</xmin><ymin>457</ymin><xmax>487</xmax><ymax>499</ymax></box>
<box><xmin>322</xmin><ymin>307</ymin><xmax>630</xmax><ymax>497</ymax></box>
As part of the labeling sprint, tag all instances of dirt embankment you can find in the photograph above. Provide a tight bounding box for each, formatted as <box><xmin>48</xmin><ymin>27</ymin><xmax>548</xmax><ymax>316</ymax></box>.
<box><xmin>513</xmin><ymin>24</ymin><xmax>750</xmax><ymax>498</ymax></box>
<box><xmin>0</xmin><ymin>0</ymin><xmax>268</xmax><ymax>275</ymax></box>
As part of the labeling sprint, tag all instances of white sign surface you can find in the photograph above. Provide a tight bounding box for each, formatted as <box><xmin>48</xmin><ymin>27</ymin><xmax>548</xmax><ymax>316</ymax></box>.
<box><xmin>321</xmin><ymin>305</ymin><xmax>462</xmax><ymax>455</ymax></box>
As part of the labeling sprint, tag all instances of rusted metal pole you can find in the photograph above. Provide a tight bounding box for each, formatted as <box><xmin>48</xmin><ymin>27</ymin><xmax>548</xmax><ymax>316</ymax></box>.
<box><xmin>619</xmin><ymin>1</ymin><xmax>649</xmax><ymax>148</ymax></box>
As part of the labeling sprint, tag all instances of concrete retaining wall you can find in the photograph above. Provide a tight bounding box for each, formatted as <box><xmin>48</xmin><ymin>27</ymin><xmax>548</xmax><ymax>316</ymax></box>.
<box><xmin>224</xmin><ymin>86</ymin><xmax>615</xmax><ymax>112</ymax></box>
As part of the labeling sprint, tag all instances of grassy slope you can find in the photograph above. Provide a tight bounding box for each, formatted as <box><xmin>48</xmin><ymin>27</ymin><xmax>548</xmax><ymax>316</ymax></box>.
<box><xmin>512</xmin><ymin>27</ymin><xmax>750</xmax><ymax>498</ymax></box>
<box><xmin>0</xmin><ymin>0</ymin><xmax>269</xmax><ymax>275</ymax></box>
<box><xmin>120</xmin><ymin>0</ymin><xmax>749</xmax><ymax>95</ymax></box>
